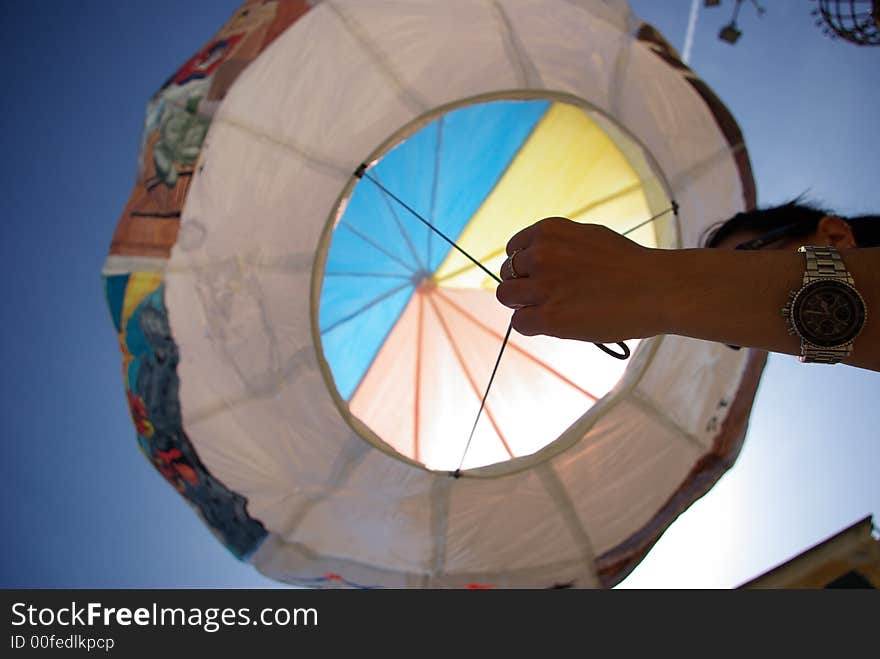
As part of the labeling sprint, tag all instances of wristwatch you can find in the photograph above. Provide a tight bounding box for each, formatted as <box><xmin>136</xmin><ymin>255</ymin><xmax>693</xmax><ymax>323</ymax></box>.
<box><xmin>782</xmin><ymin>246</ymin><xmax>867</xmax><ymax>364</ymax></box>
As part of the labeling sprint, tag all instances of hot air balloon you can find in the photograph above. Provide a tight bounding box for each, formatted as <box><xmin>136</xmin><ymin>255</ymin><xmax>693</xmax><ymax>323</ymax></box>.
<box><xmin>103</xmin><ymin>0</ymin><xmax>764</xmax><ymax>588</ymax></box>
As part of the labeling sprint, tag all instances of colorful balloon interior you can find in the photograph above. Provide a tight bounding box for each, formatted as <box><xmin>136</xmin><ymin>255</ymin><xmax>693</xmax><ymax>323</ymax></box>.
<box><xmin>320</xmin><ymin>99</ymin><xmax>669</xmax><ymax>471</ymax></box>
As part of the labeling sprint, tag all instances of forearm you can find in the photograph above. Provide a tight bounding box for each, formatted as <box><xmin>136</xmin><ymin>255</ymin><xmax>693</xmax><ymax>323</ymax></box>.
<box><xmin>652</xmin><ymin>247</ymin><xmax>879</xmax><ymax>371</ymax></box>
<box><xmin>497</xmin><ymin>219</ymin><xmax>878</xmax><ymax>373</ymax></box>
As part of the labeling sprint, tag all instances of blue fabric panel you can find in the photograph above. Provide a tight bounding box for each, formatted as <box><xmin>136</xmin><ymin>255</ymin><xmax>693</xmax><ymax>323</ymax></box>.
<box><xmin>320</xmin><ymin>281</ymin><xmax>415</xmax><ymax>401</ymax></box>
<box><xmin>362</xmin><ymin>100</ymin><xmax>550</xmax><ymax>271</ymax></box>
<box><xmin>104</xmin><ymin>274</ymin><xmax>130</xmax><ymax>334</ymax></box>
<box><xmin>324</xmin><ymin>220</ymin><xmax>416</xmax><ymax>277</ymax></box>
<box><xmin>425</xmin><ymin>100</ymin><xmax>549</xmax><ymax>271</ymax></box>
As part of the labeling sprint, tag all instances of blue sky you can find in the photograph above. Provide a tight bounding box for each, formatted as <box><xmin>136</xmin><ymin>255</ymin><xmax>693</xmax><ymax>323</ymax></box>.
<box><xmin>1</xmin><ymin>1</ymin><xmax>877</xmax><ymax>589</ymax></box>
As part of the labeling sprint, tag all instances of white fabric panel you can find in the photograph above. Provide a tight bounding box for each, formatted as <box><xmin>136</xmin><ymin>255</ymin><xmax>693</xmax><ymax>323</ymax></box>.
<box><xmin>336</xmin><ymin>0</ymin><xmax>529</xmax><ymax>110</ymax></box>
<box><xmin>616</xmin><ymin>45</ymin><xmax>729</xmax><ymax>186</ymax></box>
<box><xmin>102</xmin><ymin>255</ymin><xmax>168</xmax><ymax>275</ymax></box>
<box><xmin>562</xmin><ymin>0</ymin><xmax>636</xmax><ymax>34</ymax></box>
<box><xmin>498</xmin><ymin>0</ymin><xmax>626</xmax><ymax>114</ymax></box>
<box><xmin>291</xmin><ymin>452</ymin><xmax>436</xmax><ymax>573</ymax></box>
<box><xmin>170</xmin><ymin>356</ymin><xmax>357</xmax><ymax>515</ymax></box>
<box><xmin>634</xmin><ymin>336</ymin><xmax>749</xmax><ymax>447</ymax></box>
<box><xmin>613</xmin><ymin>42</ymin><xmax>745</xmax><ymax>249</ymax></box>
<box><xmin>216</xmin><ymin>4</ymin><xmax>419</xmax><ymax>172</ymax></box>
<box><xmin>443</xmin><ymin>469</ymin><xmax>582</xmax><ymax>574</ymax></box>
<box><xmin>166</xmin><ymin>261</ymin><xmax>358</xmax><ymax>531</ymax></box>
<box><xmin>165</xmin><ymin>265</ymin><xmax>313</xmax><ymax>412</ymax></box>
<box><xmin>673</xmin><ymin>158</ymin><xmax>747</xmax><ymax>247</ymax></box>
<box><xmin>554</xmin><ymin>398</ymin><xmax>703</xmax><ymax>555</ymax></box>
<box><xmin>176</xmin><ymin>120</ymin><xmax>347</xmax><ymax>264</ymax></box>
<box><xmin>251</xmin><ymin>533</ymin><xmax>420</xmax><ymax>587</ymax></box>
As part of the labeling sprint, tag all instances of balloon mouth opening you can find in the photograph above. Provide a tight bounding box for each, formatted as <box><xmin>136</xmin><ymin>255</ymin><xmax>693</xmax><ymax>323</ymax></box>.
<box><xmin>314</xmin><ymin>95</ymin><xmax>675</xmax><ymax>474</ymax></box>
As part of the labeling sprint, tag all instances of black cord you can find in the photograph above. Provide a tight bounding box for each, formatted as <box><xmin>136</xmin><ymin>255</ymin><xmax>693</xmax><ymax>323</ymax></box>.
<box><xmin>361</xmin><ymin>168</ymin><xmax>656</xmax><ymax>362</ymax></box>
<box><xmin>453</xmin><ymin>322</ymin><xmax>514</xmax><ymax>477</ymax></box>
<box><xmin>356</xmin><ymin>164</ymin><xmax>679</xmax><ymax>472</ymax></box>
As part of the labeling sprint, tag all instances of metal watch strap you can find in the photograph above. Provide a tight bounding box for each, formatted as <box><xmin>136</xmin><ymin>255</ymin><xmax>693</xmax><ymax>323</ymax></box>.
<box><xmin>800</xmin><ymin>245</ymin><xmax>854</xmax><ymax>286</ymax></box>
<box><xmin>799</xmin><ymin>347</ymin><xmax>850</xmax><ymax>365</ymax></box>
<box><xmin>795</xmin><ymin>246</ymin><xmax>853</xmax><ymax>364</ymax></box>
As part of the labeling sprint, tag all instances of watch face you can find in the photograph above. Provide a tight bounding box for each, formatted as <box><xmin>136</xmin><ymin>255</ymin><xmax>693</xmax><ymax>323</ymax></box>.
<box><xmin>792</xmin><ymin>280</ymin><xmax>866</xmax><ymax>348</ymax></box>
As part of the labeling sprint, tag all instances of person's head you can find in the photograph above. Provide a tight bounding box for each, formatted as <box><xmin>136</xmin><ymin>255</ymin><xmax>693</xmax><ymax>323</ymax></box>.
<box><xmin>702</xmin><ymin>197</ymin><xmax>880</xmax><ymax>251</ymax></box>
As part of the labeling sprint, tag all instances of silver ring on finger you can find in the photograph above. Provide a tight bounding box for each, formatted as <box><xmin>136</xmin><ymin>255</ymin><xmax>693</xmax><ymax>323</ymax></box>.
<box><xmin>509</xmin><ymin>249</ymin><xmax>523</xmax><ymax>279</ymax></box>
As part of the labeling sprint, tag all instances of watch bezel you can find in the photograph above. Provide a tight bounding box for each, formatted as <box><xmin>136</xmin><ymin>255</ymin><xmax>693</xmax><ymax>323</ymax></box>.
<box><xmin>789</xmin><ymin>278</ymin><xmax>867</xmax><ymax>348</ymax></box>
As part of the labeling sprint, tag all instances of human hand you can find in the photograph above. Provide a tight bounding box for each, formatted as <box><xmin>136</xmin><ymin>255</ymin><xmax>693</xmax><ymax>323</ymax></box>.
<box><xmin>496</xmin><ymin>218</ymin><xmax>666</xmax><ymax>343</ymax></box>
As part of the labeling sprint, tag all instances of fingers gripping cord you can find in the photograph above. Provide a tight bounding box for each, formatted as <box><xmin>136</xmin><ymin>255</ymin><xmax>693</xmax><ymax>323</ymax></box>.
<box><xmin>354</xmin><ymin>163</ymin><xmax>676</xmax><ymax>471</ymax></box>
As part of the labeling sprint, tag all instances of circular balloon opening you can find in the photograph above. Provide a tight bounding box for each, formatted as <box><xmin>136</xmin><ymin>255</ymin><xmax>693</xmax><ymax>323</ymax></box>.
<box><xmin>316</xmin><ymin>97</ymin><xmax>674</xmax><ymax>472</ymax></box>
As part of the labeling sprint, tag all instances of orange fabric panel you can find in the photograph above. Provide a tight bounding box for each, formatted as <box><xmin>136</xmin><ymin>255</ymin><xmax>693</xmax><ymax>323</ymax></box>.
<box><xmin>349</xmin><ymin>292</ymin><xmax>420</xmax><ymax>461</ymax></box>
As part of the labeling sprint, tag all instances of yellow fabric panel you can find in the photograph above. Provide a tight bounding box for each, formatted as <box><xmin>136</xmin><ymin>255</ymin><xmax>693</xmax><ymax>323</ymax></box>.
<box><xmin>433</xmin><ymin>103</ymin><xmax>652</xmax><ymax>291</ymax></box>
<box><xmin>121</xmin><ymin>271</ymin><xmax>164</xmax><ymax>333</ymax></box>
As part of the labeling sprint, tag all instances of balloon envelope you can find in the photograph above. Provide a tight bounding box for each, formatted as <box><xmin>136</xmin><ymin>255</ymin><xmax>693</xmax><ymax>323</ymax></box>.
<box><xmin>104</xmin><ymin>0</ymin><xmax>763</xmax><ymax>588</ymax></box>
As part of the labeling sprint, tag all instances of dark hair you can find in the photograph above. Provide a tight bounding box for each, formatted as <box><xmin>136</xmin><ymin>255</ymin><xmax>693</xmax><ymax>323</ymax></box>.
<box><xmin>702</xmin><ymin>196</ymin><xmax>880</xmax><ymax>248</ymax></box>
